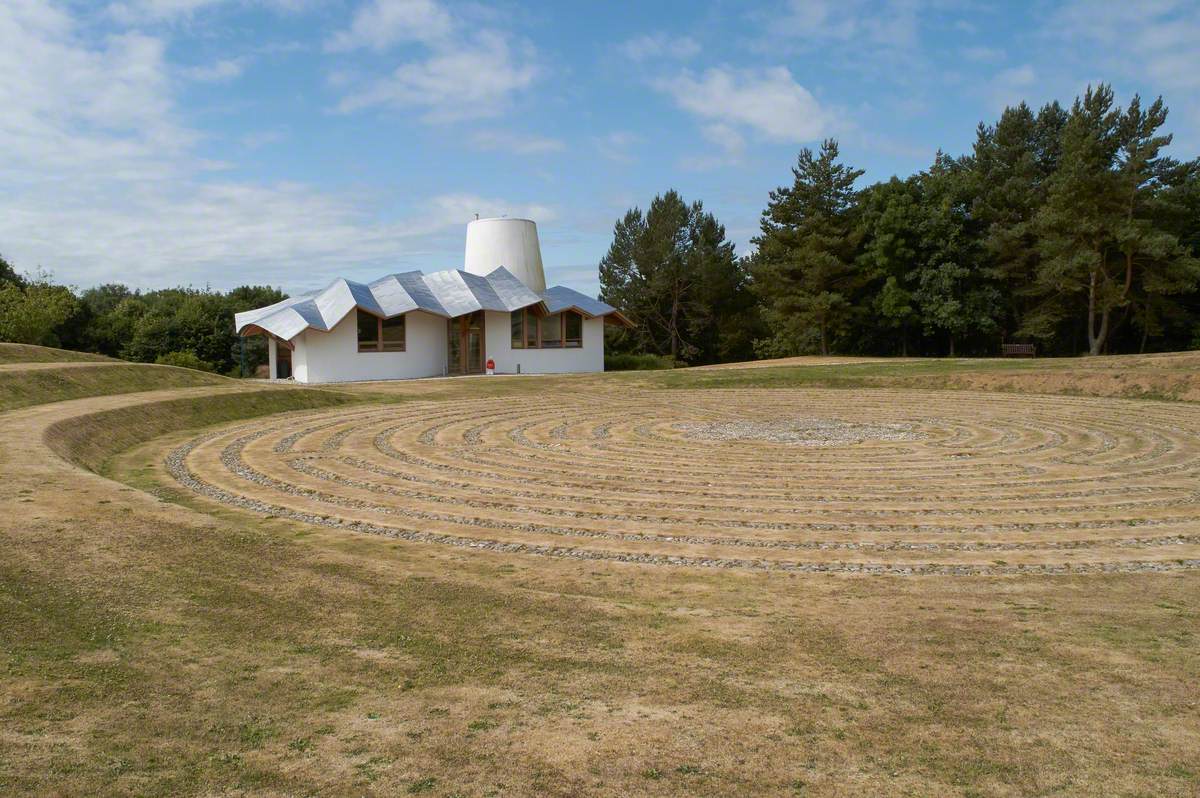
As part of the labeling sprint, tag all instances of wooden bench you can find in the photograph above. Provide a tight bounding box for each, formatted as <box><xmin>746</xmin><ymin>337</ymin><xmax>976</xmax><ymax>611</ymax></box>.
<box><xmin>1000</xmin><ymin>343</ymin><xmax>1036</xmax><ymax>358</ymax></box>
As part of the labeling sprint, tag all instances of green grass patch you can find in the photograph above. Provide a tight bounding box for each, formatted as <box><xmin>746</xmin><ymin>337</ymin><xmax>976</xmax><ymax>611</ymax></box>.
<box><xmin>0</xmin><ymin>363</ymin><xmax>229</xmax><ymax>412</ymax></box>
<box><xmin>0</xmin><ymin>343</ymin><xmax>115</xmax><ymax>364</ymax></box>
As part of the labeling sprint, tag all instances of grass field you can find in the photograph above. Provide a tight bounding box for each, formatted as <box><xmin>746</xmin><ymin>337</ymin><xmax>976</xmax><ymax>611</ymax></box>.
<box><xmin>2</xmin><ymin>347</ymin><xmax>1198</xmax><ymax>796</ymax></box>
<box><xmin>0</xmin><ymin>362</ymin><xmax>234</xmax><ymax>412</ymax></box>
<box><xmin>0</xmin><ymin>342</ymin><xmax>115</xmax><ymax>364</ymax></box>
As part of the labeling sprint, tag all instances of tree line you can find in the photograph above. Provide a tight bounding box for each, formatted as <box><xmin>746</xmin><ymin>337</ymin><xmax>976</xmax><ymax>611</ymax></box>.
<box><xmin>601</xmin><ymin>85</ymin><xmax>1200</xmax><ymax>362</ymax></box>
<box><xmin>3</xmin><ymin>84</ymin><xmax>1197</xmax><ymax>370</ymax></box>
<box><xmin>0</xmin><ymin>261</ymin><xmax>282</xmax><ymax>374</ymax></box>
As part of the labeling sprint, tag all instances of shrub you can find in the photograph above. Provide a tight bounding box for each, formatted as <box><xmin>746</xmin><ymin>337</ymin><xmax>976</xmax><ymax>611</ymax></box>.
<box><xmin>155</xmin><ymin>351</ymin><xmax>216</xmax><ymax>372</ymax></box>
<box><xmin>604</xmin><ymin>353</ymin><xmax>675</xmax><ymax>371</ymax></box>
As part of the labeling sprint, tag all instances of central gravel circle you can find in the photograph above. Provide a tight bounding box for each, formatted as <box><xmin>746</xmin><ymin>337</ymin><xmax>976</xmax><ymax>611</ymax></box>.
<box><xmin>675</xmin><ymin>418</ymin><xmax>922</xmax><ymax>445</ymax></box>
<box><xmin>162</xmin><ymin>387</ymin><xmax>1200</xmax><ymax>575</ymax></box>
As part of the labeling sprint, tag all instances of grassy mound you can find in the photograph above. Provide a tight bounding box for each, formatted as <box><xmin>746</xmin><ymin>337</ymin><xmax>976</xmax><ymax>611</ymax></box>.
<box><xmin>46</xmin><ymin>387</ymin><xmax>359</xmax><ymax>472</ymax></box>
<box><xmin>651</xmin><ymin>353</ymin><xmax>1200</xmax><ymax>401</ymax></box>
<box><xmin>0</xmin><ymin>363</ymin><xmax>230</xmax><ymax>412</ymax></box>
<box><xmin>0</xmin><ymin>343</ymin><xmax>116</xmax><ymax>364</ymax></box>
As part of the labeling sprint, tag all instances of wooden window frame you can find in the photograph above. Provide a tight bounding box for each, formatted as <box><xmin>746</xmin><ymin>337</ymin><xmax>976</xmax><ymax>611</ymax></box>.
<box><xmin>525</xmin><ymin>309</ymin><xmax>538</xmax><ymax>349</ymax></box>
<box><xmin>563</xmin><ymin>311</ymin><xmax>583</xmax><ymax>348</ymax></box>
<box><xmin>539</xmin><ymin>312</ymin><xmax>563</xmax><ymax>348</ymax></box>
<box><xmin>357</xmin><ymin>309</ymin><xmax>405</xmax><ymax>353</ymax></box>
<box><xmin>513</xmin><ymin>309</ymin><xmax>583</xmax><ymax>349</ymax></box>
<box><xmin>511</xmin><ymin>309</ymin><xmax>525</xmax><ymax>349</ymax></box>
<box><xmin>380</xmin><ymin>314</ymin><xmax>406</xmax><ymax>352</ymax></box>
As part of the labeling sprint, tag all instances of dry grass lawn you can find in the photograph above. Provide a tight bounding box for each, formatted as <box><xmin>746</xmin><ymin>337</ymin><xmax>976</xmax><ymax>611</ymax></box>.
<box><xmin>1</xmin><ymin>347</ymin><xmax>1198</xmax><ymax>796</ymax></box>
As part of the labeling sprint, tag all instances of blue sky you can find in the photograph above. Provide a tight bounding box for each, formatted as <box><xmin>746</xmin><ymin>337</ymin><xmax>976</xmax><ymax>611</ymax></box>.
<box><xmin>2</xmin><ymin>1</ymin><xmax>1198</xmax><ymax>296</ymax></box>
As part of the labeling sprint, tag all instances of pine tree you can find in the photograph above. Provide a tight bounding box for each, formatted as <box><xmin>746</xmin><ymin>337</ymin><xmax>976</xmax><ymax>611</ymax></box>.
<box><xmin>969</xmin><ymin>101</ymin><xmax>1066</xmax><ymax>345</ymax></box>
<box><xmin>599</xmin><ymin>190</ymin><xmax>749</xmax><ymax>363</ymax></box>
<box><xmin>1030</xmin><ymin>86</ymin><xmax>1199</xmax><ymax>355</ymax></box>
<box><xmin>752</xmin><ymin>139</ymin><xmax>865</xmax><ymax>356</ymax></box>
<box><xmin>1107</xmin><ymin>97</ymin><xmax>1200</xmax><ymax>350</ymax></box>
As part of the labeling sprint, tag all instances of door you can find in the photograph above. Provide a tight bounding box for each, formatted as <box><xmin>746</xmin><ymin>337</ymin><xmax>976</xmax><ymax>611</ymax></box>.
<box><xmin>447</xmin><ymin>312</ymin><xmax>484</xmax><ymax>375</ymax></box>
<box><xmin>276</xmin><ymin>345</ymin><xmax>292</xmax><ymax>379</ymax></box>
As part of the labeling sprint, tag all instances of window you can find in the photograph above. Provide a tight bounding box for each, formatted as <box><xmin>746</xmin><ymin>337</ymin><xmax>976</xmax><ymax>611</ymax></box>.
<box><xmin>357</xmin><ymin>309</ymin><xmax>406</xmax><ymax>352</ymax></box>
<box><xmin>540</xmin><ymin>313</ymin><xmax>562</xmax><ymax>347</ymax></box>
<box><xmin>381</xmin><ymin>315</ymin><xmax>405</xmax><ymax>351</ymax></box>
<box><xmin>525</xmin><ymin>309</ymin><xmax>538</xmax><ymax>348</ymax></box>
<box><xmin>511</xmin><ymin>310</ymin><xmax>524</xmax><ymax>349</ymax></box>
<box><xmin>511</xmin><ymin>309</ymin><xmax>585</xmax><ymax>349</ymax></box>
<box><xmin>356</xmin><ymin>309</ymin><xmax>379</xmax><ymax>352</ymax></box>
<box><xmin>564</xmin><ymin>311</ymin><xmax>582</xmax><ymax>347</ymax></box>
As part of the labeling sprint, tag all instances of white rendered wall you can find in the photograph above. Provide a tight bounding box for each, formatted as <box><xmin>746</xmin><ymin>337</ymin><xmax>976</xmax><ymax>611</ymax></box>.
<box><xmin>268</xmin><ymin>337</ymin><xmax>278</xmax><ymax>380</ymax></box>
<box><xmin>291</xmin><ymin>334</ymin><xmax>308</xmax><ymax>383</ymax></box>
<box><xmin>483</xmin><ymin>311</ymin><xmax>604</xmax><ymax>374</ymax></box>
<box><xmin>293</xmin><ymin>310</ymin><xmax>447</xmax><ymax>383</ymax></box>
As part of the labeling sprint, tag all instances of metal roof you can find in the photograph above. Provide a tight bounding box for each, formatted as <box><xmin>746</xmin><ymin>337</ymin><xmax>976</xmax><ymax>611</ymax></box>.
<box><xmin>541</xmin><ymin>285</ymin><xmax>620</xmax><ymax>318</ymax></box>
<box><xmin>235</xmin><ymin>267</ymin><xmax>628</xmax><ymax>340</ymax></box>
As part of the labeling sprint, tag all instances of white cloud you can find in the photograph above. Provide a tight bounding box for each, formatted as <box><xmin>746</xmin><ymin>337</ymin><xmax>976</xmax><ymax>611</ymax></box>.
<box><xmin>678</xmin><ymin>124</ymin><xmax>747</xmax><ymax>171</ymax></box>
<box><xmin>769</xmin><ymin>0</ymin><xmax>923</xmax><ymax>52</ymax></box>
<box><xmin>107</xmin><ymin>0</ymin><xmax>227</xmax><ymax>22</ymax></box>
<box><xmin>182</xmin><ymin>56</ymin><xmax>246</xmax><ymax>82</ymax></box>
<box><xmin>240</xmin><ymin>128</ymin><xmax>287</xmax><ymax>149</ymax></box>
<box><xmin>593</xmin><ymin>131</ymin><xmax>638</xmax><ymax>163</ymax></box>
<box><xmin>987</xmin><ymin>64</ymin><xmax>1036</xmax><ymax>111</ymax></box>
<box><xmin>1052</xmin><ymin>1</ymin><xmax>1200</xmax><ymax>92</ymax></box>
<box><xmin>334</xmin><ymin>31</ymin><xmax>537</xmax><ymax>122</ymax></box>
<box><xmin>751</xmin><ymin>0</ymin><xmax>933</xmax><ymax>90</ymax></box>
<box><xmin>106</xmin><ymin>0</ymin><xmax>308</xmax><ymax>24</ymax></box>
<box><xmin>619</xmin><ymin>33</ymin><xmax>700</xmax><ymax>62</ymax></box>
<box><xmin>701</xmin><ymin>123</ymin><xmax>745</xmax><ymax>156</ymax></box>
<box><xmin>0</xmin><ymin>1</ymin><xmax>192</xmax><ymax>181</ymax></box>
<box><xmin>0</xmin><ymin>184</ymin><xmax>556</xmax><ymax>290</ymax></box>
<box><xmin>424</xmin><ymin>194</ymin><xmax>556</xmax><ymax>229</ymax></box>
<box><xmin>468</xmin><ymin>130</ymin><xmax>565</xmax><ymax>155</ymax></box>
<box><xmin>0</xmin><ymin>1</ymin><xmax>550</xmax><ymax>291</ymax></box>
<box><xmin>327</xmin><ymin>0</ymin><xmax>538</xmax><ymax>123</ymax></box>
<box><xmin>961</xmin><ymin>46</ymin><xmax>1004</xmax><ymax>63</ymax></box>
<box><xmin>654</xmin><ymin>66</ymin><xmax>836</xmax><ymax>143</ymax></box>
<box><xmin>324</xmin><ymin>0</ymin><xmax>453</xmax><ymax>52</ymax></box>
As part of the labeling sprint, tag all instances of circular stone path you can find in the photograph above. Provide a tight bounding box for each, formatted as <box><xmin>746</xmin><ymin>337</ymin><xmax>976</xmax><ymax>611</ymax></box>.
<box><xmin>164</xmin><ymin>387</ymin><xmax>1200</xmax><ymax>575</ymax></box>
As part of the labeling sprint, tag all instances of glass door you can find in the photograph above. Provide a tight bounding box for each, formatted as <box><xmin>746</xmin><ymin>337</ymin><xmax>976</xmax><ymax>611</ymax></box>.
<box><xmin>446</xmin><ymin>317</ymin><xmax>462</xmax><ymax>375</ymax></box>
<box><xmin>447</xmin><ymin>312</ymin><xmax>484</xmax><ymax>375</ymax></box>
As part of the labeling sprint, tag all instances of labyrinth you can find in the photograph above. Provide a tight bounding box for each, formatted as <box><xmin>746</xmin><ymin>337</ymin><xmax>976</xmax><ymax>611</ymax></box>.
<box><xmin>166</xmin><ymin>387</ymin><xmax>1200</xmax><ymax>575</ymax></box>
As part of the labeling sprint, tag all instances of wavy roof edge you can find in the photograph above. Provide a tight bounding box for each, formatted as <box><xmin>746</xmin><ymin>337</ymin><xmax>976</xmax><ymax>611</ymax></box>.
<box><xmin>235</xmin><ymin>266</ymin><xmax>629</xmax><ymax>341</ymax></box>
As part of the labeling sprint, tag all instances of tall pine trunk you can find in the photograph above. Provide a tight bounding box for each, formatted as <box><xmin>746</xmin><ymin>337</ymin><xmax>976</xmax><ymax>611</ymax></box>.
<box><xmin>1086</xmin><ymin>267</ymin><xmax>1108</xmax><ymax>356</ymax></box>
<box><xmin>669</xmin><ymin>295</ymin><xmax>679</xmax><ymax>361</ymax></box>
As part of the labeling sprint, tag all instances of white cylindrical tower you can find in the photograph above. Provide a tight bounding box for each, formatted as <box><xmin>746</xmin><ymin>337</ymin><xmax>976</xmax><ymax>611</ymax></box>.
<box><xmin>463</xmin><ymin>217</ymin><xmax>546</xmax><ymax>293</ymax></box>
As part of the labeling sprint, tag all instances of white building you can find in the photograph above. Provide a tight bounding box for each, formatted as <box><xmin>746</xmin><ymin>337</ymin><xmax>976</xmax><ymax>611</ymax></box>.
<box><xmin>234</xmin><ymin>218</ymin><xmax>632</xmax><ymax>383</ymax></box>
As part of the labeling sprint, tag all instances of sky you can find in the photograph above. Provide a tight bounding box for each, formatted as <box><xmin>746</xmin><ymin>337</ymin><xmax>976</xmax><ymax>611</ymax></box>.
<box><xmin>2</xmin><ymin>0</ymin><xmax>1198</xmax><ymax>298</ymax></box>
